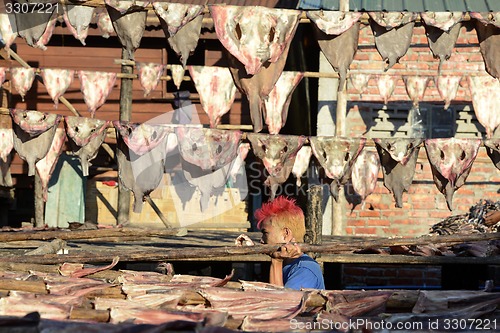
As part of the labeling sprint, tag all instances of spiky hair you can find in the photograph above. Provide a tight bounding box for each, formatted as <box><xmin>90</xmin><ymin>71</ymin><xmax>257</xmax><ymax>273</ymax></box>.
<box><xmin>255</xmin><ymin>196</ymin><xmax>305</xmax><ymax>241</ymax></box>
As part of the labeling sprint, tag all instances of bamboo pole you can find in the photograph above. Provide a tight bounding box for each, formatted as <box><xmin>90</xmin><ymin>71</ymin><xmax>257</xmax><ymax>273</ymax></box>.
<box><xmin>1</xmin><ymin>232</ymin><xmax>497</xmax><ymax>264</ymax></box>
<box><xmin>144</xmin><ymin>196</ymin><xmax>173</xmax><ymax>229</ymax></box>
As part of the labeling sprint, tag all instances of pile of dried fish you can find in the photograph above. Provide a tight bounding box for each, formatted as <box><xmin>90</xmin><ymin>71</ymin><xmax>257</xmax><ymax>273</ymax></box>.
<box><xmin>430</xmin><ymin>200</ymin><xmax>500</xmax><ymax>235</ymax></box>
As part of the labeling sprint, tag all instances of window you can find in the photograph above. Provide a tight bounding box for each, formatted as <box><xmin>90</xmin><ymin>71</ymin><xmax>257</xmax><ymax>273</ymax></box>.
<box><xmin>359</xmin><ymin>103</ymin><xmax>484</xmax><ymax>138</ymax></box>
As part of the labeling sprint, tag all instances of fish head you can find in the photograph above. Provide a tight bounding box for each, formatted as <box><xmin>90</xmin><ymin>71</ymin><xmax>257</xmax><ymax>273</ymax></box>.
<box><xmin>249</xmin><ymin>134</ymin><xmax>304</xmax><ymax>177</ymax></box>
<box><xmin>65</xmin><ymin>116</ymin><xmax>108</xmax><ymax>147</ymax></box>
<box><xmin>311</xmin><ymin>137</ymin><xmax>366</xmax><ymax>180</ymax></box>
<box><xmin>374</xmin><ymin>138</ymin><xmax>422</xmax><ymax>165</ymax></box>
<box><xmin>233</xmin><ymin>7</ymin><xmax>275</xmax><ymax>74</ymax></box>
<box><xmin>11</xmin><ymin>109</ymin><xmax>61</xmax><ymax>136</ymax></box>
<box><xmin>425</xmin><ymin>138</ymin><xmax>481</xmax><ymax>186</ymax></box>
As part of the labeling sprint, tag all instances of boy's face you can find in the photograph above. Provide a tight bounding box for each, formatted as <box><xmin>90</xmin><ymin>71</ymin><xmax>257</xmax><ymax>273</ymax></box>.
<box><xmin>260</xmin><ymin>218</ymin><xmax>287</xmax><ymax>245</ymax></box>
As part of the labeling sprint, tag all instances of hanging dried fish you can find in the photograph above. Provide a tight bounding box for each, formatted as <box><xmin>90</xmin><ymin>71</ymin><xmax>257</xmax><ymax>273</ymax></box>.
<box><xmin>369</xmin><ymin>12</ymin><xmax>417</xmax><ymax>71</ymax></box>
<box><xmin>263</xmin><ymin>71</ymin><xmax>304</xmax><ymax>135</ymax></box>
<box><xmin>421</xmin><ymin>12</ymin><xmax>464</xmax><ymax>72</ymax></box>
<box><xmin>105</xmin><ymin>0</ymin><xmax>148</xmax><ymax>59</ymax></box>
<box><xmin>471</xmin><ymin>12</ymin><xmax>500</xmax><ymax>80</ymax></box>
<box><xmin>374</xmin><ymin>138</ymin><xmax>422</xmax><ymax>208</ymax></box>
<box><xmin>468</xmin><ymin>76</ymin><xmax>500</xmax><ymax>138</ymax></box>
<box><xmin>15</xmin><ymin>1</ymin><xmax>57</xmax><ymax>50</ymax></box>
<box><xmin>153</xmin><ymin>3</ymin><xmax>204</xmax><ymax>68</ymax></box>
<box><xmin>403</xmin><ymin>76</ymin><xmax>430</xmax><ymax>108</ymax></box>
<box><xmin>436</xmin><ymin>75</ymin><xmax>461</xmax><ymax>109</ymax></box>
<box><xmin>188</xmin><ymin>66</ymin><xmax>237</xmax><ymax>128</ymax></box>
<box><xmin>349</xmin><ymin>74</ymin><xmax>371</xmax><ymax>94</ymax></box>
<box><xmin>210</xmin><ymin>5</ymin><xmax>301</xmax><ymax>75</ymax></box>
<box><xmin>484</xmin><ymin>138</ymin><xmax>500</xmax><ymax>171</ymax></box>
<box><xmin>63</xmin><ymin>4</ymin><xmax>95</xmax><ymax>45</ymax></box>
<box><xmin>310</xmin><ymin>137</ymin><xmax>366</xmax><ymax>201</ymax></box>
<box><xmin>377</xmin><ymin>75</ymin><xmax>397</xmax><ymax>104</ymax></box>
<box><xmin>424</xmin><ymin>138</ymin><xmax>481</xmax><ymax>211</ymax></box>
<box><xmin>10</xmin><ymin>109</ymin><xmax>62</xmax><ymax>177</ymax></box>
<box><xmin>0</xmin><ymin>128</ymin><xmax>14</xmax><ymax>187</ymax></box>
<box><xmin>308</xmin><ymin>12</ymin><xmax>361</xmax><ymax>91</ymax></box>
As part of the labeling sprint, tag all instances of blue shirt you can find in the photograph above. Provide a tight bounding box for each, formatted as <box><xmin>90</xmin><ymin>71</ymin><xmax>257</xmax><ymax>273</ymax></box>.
<box><xmin>282</xmin><ymin>254</ymin><xmax>325</xmax><ymax>290</ymax></box>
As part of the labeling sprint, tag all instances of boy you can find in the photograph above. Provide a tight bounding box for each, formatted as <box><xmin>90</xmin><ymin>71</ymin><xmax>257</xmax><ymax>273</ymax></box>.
<box><xmin>255</xmin><ymin>196</ymin><xmax>325</xmax><ymax>290</ymax></box>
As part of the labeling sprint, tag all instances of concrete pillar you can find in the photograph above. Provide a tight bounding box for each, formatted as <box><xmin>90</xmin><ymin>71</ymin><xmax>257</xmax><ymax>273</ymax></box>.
<box><xmin>315</xmin><ymin>53</ymin><xmax>347</xmax><ymax>236</ymax></box>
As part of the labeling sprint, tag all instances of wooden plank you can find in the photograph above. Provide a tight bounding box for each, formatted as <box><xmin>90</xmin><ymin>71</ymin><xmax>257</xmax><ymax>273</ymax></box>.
<box><xmin>70</xmin><ymin>308</ymin><xmax>110</xmax><ymax>323</ymax></box>
<box><xmin>0</xmin><ymin>277</ymin><xmax>47</xmax><ymax>293</ymax></box>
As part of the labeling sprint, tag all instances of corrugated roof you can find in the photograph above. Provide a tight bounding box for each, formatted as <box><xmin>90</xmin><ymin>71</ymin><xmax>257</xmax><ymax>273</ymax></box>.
<box><xmin>166</xmin><ymin>0</ymin><xmax>299</xmax><ymax>8</ymax></box>
<box><xmin>297</xmin><ymin>0</ymin><xmax>500</xmax><ymax>12</ymax></box>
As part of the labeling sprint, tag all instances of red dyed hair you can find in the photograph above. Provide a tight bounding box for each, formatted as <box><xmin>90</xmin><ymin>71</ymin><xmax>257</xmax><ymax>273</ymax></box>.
<box><xmin>255</xmin><ymin>196</ymin><xmax>305</xmax><ymax>242</ymax></box>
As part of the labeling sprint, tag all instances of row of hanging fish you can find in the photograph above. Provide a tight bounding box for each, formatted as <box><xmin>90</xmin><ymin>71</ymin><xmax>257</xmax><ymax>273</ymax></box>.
<box><xmin>1</xmin><ymin>5</ymin><xmax>498</xmax><ymax>132</ymax></box>
<box><xmin>0</xmin><ymin>67</ymin><xmax>116</xmax><ymax>117</ymax></box>
<box><xmin>2</xmin><ymin>64</ymin><xmax>499</xmax><ymax>138</ymax></box>
<box><xmin>0</xmin><ymin>1</ymin><xmax>206</xmax><ymax>66</ymax></box>
<box><xmin>2</xmin><ymin>109</ymin><xmax>500</xmax><ymax>211</ymax></box>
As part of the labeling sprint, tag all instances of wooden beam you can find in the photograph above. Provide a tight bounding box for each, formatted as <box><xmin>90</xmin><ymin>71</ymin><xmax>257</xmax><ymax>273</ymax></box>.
<box><xmin>0</xmin><ymin>227</ymin><xmax>186</xmax><ymax>242</ymax></box>
<box><xmin>305</xmin><ymin>185</ymin><xmax>323</xmax><ymax>245</ymax></box>
<box><xmin>0</xmin><ymin>232</ymin><xmax>497</xmax><ymax>264</ymax></box>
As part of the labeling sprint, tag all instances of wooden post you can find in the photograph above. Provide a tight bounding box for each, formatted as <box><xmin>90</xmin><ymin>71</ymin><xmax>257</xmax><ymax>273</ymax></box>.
<box><xmin>332</xmin><ymin>0</ymin><xmax>350</xmax><ymax>236</ymax></box>
<box><xmin>34</xmin><ymin>172</ymin><xmax>44</xmax><ymax>227</ymax></box>
<box><xmin>145</xmin><ymin>197</ymin><xmax>172</xmax><ymax>228</ymax></box>
<box><xmin>305</xmin><ymin>185</ymin><xmax>323</xmax><ymax>245</ymax></box>
<box><xmin>117</xmin><ymin>48</ymin><xmax>133</xmax><ymax>225</ymax></box>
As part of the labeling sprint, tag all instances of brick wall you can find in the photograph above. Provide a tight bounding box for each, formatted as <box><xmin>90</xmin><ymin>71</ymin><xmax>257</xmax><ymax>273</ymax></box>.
<box><xmin>342</xmin><ymin>265</ymin><xmax>442</xmax><ymax>289</ymax></box>
<box><xmin>338</xmin><ymin>21</ymin><xmax>500</xmax><ymax>237</ymax></box>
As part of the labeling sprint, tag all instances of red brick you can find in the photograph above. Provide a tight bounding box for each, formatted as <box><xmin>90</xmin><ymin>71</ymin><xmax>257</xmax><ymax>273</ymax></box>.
<box><xmin>365</xmin><ymin>278</ymin><xmax>388</xmax><ymax>285</ymax></box>
<box><xmin>369</xmin><ymin>202</ymin><xmax>390</xmax><ymax>210</ymax></box>
<box><xmin>343</xmin><ymin>267</ymin><xmax>366</xmax><ymax>275</ymax></box>
<box><xmin>389</xmin><ymin>278</ymin><xmax>416</xmax><ymax>285</ymax></box>
<box><xmin>359</xmin><ymin>211</ymin><xmax>381</xmax><ymax>217</ymax></box>
<box><xmin>354</xmin><ymin>53</ymin><xmax>370</xmax><ymax>61</ymax></box>
<box><xmin>429</xmin><ymin>211</ymin><xmax>451</xmax><ymax>219</ymax></box>
<box><xmin>367</xmin><ymin>219</ymin><xmax>390</xmax><ymax>226</ymax></box>
<box><xmin>392</xmin><ymin>219</ymin><xmax>412</xmax><ymax>225</ymax></box>
<box><xmin>398</xmin><ymin>269</ymin><xmax>423</xmax><ymax>278</ymax></box>
<box><xmin>455</xmin><ymin>188</ymin><xmax>475</xmax><ymax>195</ymax></box>
<box><xmin>382</xmin><ymin>227</ymin><xmax>403</xmax><ymax>235</ymax></box>
<box><xmin>353</xmin><ymin>227</ymin><xmax>377</xmax><ymax>235</ymax></box>
<box><xmin>382</xmin><ymin>210</ymin><xmax>403</xmax><ymax>217</ymax></box>
<box><xmin>347</xmin><ymin>219</ymin><xmax>366</xmax><ymax>227</ymax></box>
<box><xmin>412</xmin><ymin>201</ymin><xmax>438</xmax><ymax>210</ymax></box>
<box><xmin>408</xmin><ymin>210</ymin><xmax>430</xmax><ymax>218</ymax></box>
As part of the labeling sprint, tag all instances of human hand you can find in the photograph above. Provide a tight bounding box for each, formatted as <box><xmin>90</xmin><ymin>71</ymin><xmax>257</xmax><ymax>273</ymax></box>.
<box><xmin>484</xmin><ymin>211</ymin><xmax>500</xmax><ymax>226</ymax></box>
<box><xmin>235</xmin><ymin>234</ymin><xmax>255</xmax><ymax>246</ymax></box>
<box><xmin>270</xmin><ymin>242</ymin><xmax>302</xmax><ymax>261</ymax></box>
